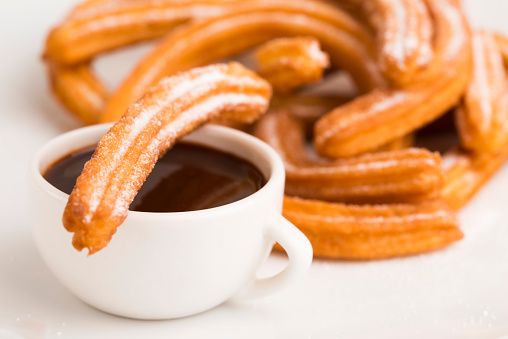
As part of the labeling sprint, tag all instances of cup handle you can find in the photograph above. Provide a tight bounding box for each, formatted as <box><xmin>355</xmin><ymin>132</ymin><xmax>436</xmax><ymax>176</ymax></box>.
<box><xmin>232</xmin><ymin>211</ymin><xmax>313</xmax><ymax>300</ymax></box>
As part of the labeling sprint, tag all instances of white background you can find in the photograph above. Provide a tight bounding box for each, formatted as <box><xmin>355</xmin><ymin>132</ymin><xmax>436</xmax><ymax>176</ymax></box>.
<box><xmin>1</xmin><ymin>0</ymin><xmax>508</xmax><ymax>338</ymax></box>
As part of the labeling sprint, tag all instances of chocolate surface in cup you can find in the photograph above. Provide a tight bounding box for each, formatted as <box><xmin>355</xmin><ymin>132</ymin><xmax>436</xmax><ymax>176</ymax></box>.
<box><xmin>43</xmin><ymin>143</ymin><xmax>266</xmax><ymax>212</ymax></box>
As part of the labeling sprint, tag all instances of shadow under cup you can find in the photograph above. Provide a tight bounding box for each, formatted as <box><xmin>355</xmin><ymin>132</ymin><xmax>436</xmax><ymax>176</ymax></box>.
<box><xmin>30</xmin><ymin>123</ymin><xmax>312</xmax><ymax>320</ymax></box>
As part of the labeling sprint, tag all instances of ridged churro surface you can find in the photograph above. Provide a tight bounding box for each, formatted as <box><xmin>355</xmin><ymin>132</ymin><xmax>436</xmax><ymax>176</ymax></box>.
<box><xmin>63</xmin><ymin>63</ymin><xmax>271</xmax><ymax>254</ymax></box>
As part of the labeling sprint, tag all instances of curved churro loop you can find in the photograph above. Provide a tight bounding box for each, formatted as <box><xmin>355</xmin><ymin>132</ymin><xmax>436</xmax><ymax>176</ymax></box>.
<box><xmin>255</xmin><ymin>110</ymin><xmax>442</xmax><ymax>203</ymax></box>
<box><xmin>314</xmin><ymin>0</ymin><xmax>472</xmax><ymax>158</ymax></box>
<box><xmin>340</xmin><ymin>0</ymin><xmax>433</xmax><ymax>86</ymax></box>
<box><xmin>455</xmin><ymin>31</ymin><xmax>508</xmax><ymax>154</ymax></box>
<box><xmin>48</xmin><ymin>62</ymin><xmax>108</xmax><ymax>125</ymax></box>
<box><xmin>283</xmin><ymin>196</ymin><xmax>462</xmax><ymax>259</ymax></box>
<box><xmin>255</xmin><ymin>37</ymin><xmax>330</xmax><ymax>93</ymax></box>
<box><xmin>63</xmin><ymin>63</ymin><xmax>271</xmax><ymax>254</ymax></box>
<box><xmin>44</xmin><ymin>0</ymin><xmax>242</xmax><ymax>65</ymax></box>
<box><xmin>44</xmin><ymin>0</ymin><xmax>247</xmax><ymax>124</ymax></box>
<box><xmin>100</xmin><ymin>0</ymin><xmax>382</xmax><ymax>122</ymax></box>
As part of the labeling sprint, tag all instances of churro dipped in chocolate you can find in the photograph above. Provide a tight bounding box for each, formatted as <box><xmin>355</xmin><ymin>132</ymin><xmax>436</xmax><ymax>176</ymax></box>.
<box><xmin>63</xmin><ymin>63</ymin><xmax>271</xmax><ymax>254</ymax></box>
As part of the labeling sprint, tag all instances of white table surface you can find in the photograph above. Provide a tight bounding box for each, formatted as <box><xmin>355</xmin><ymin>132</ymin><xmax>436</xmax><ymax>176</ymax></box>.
<box><xmin>1</xmin><ymin>1</ymin><xmax>508</xmax><ymax>338</ymax></box>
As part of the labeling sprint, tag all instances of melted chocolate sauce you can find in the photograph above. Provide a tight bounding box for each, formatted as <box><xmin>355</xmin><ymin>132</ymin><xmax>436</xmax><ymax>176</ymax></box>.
<box><xmin>44</xmin><ymin>143</ymin><xmax>266</xmax><ymax>212</ymax></box>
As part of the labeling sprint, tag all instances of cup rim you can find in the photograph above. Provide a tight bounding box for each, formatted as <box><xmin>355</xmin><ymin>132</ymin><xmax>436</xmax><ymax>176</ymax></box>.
<box><xmin>30</xmin><ymin>123</ymin><xmax>285</xmax><ymax>221</ymax></box>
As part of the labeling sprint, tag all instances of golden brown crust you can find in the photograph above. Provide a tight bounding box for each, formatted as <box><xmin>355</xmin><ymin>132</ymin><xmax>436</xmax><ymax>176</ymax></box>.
<box><xmin>43</xmin><ymin>0</ymin><xmax>383</xmax><ymax>124</ymax></box>
<box><xmin>283</xmin><ymin>196</ymin><xmax>462</xmax><ymax>259</ymax></box>
<box><xmin>255</xmin><ymin>36</ymin><xmax>330</xmax><ymax>93</ymax></box>
<box><xmin>442</xmin><ymin>31</ymin><xmax>508</xmax><ymax>210</ymax></box>
<box><xmin>255</xmin><ymin>110</ymin><xmax>442</xmax><ymax>204</ymax></box>
<box><xmin>43</xmin><ymin>0</ymin><xmax>241</xmax><ymax>65</ymax></box>
<box><xmin>63</xmin><ymin>63</ymin><xmax>272</xmax><ymax>254</ymax></box>
<box><xmin>313</xmin><ymin>0</ymin><xmax>472</xmax><ymax>158</ymax></box>
<box><xmin>455</xmin><ymin>31</ymin><xmax>508</xmax><ymax>154</ymax></box>
<box><xmin>339</xmin><ymin>0</ymin><xmax>434</xmax><ymax>86</ymax></box>
<box><xmin>48</xmin><ymin>62</ymin><xmax>108</xmax><ymax>125</ymax></box>
<box><xmin>99</xmin><ymin>0</ymin><xmax>381</xmax><ymax>122</ymax></box>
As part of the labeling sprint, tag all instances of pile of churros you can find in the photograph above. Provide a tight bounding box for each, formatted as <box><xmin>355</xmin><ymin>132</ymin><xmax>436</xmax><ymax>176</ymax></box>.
<box><xmin>43</xmin><ymin>0</ymin><xmax>508</xmax><ymax>259</ymax></box>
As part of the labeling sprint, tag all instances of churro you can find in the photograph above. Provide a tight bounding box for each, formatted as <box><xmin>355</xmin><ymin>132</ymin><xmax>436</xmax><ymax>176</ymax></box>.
<box><xmin>44</xmin><ymin>0</ymin><xmax>240</xmax><ymax>65</ymax></box>
<box><xmin>255</xmin><ymin>110</ymin><xmax>442</xmax><ymax>204</ymax></box>
<box><xmin>48</xmin><ymin>62</ymin><xmax>108</xmax><ymax>125</ymax></box>
<box><xmin>63</xmin><ymin>63</ymin><xmax>271</xmax><ymax>254</ymax></box>
<box><xmin>314</xmin><ymin>0</ymin><xmax>472</xmax><ymax>158</ymax></box>
<box><xmin>99</xmin><ymin>0</ymin><xmax>382</xmax><ymax>122</ymax></box>
<box><xmin>283</xmin><ymin>196</ymin><xmax>462</xmax><ymax>259</ymax></box>
<box><xmin>255</xmin><ymin>36</ymin><xmax>330</xmax><ymax>93</ymax></box>
<box><xmin>455</xmin><ymin>31</ymin><xmax>508</xmax><ymax>154</ymax></box>
<box><xmin>340</xmin><ymin>0</ymin><xmax>434</xmax><ymax>86</ymax></box>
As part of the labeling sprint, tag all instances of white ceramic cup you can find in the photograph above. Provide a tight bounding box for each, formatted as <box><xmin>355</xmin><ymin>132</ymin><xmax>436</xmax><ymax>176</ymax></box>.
<box><xmin>29</xmin><ymin>123</ymin><xmax>312</xmax><ymax>320</ymax></box>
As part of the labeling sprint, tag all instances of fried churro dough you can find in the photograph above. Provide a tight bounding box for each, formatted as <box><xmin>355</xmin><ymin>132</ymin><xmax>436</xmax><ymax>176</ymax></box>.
<box><xmin>283</xmin><ymin>196</ymin><xmax>462</xmax><ymax>259</ymax></box>
<box><xmin>269</xmin><ymin>94</ymin><xmax>414</xmax><ymax>151</ymax></box>
<box><xmin>48</xmin><ymin>62</ymin><xmax>108</xmax><ymax>125</ymax></box>
<box><xmin>255</xmin><ymin>37</ymin><xmax>330</xmax><ymax>93</ymax></box>
<box><xmin>442</xmin><ymin>31</ymin><xmax>508</xmax><ymax>210</ymax></box>
<box><xmin>340</xmin><ymin>0</ymin><xmax>434</xmax><ymax>86</ymax></box>
<box><xmin>63</xmin><ymin>63</ymin><xmax>271</xmax><ymax>254</ymax></box>
<box><xmin>44</xmin><ymin>0</ymin><xmax>384</xmax><ymax>124</ymax></box>
<box><xmin>44</xmin><ymin>0</ymin><xmax>241</xmax><ymax>65</ymax></box>
<box><xmin>100</xmin><ymin>0</ymin><xmax>383</xmax><ymax>122</ymax></box>
<box><xmin>314</xmin><ymin>0</ymin><xmax>472</xmax><ymax>158</ymax></box>
<box><xmin>442</xmin><ymin>146</ymin><xmax>508</xmax><ymax>210</ymax></box>
<box><xmin>455</xmin><ymin>31</ymin><xmax>508</xmax><ymax>154</ymax></box>
<box><xmin>43</xmin><ymin>0</ymin><xmax>244</xmax><ymax>124</ymax></box>
<box><xmin>255</xmin><ymin>110</ymin><xmax>442</xmax><ymax>203</ymax></box>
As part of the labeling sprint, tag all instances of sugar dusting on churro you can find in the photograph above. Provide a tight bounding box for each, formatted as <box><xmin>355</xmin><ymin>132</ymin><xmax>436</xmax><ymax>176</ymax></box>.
<box><xmin>63</xmin><ymin>63</ymin><xmax>272</xmax><ymax>254</ymax></box>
